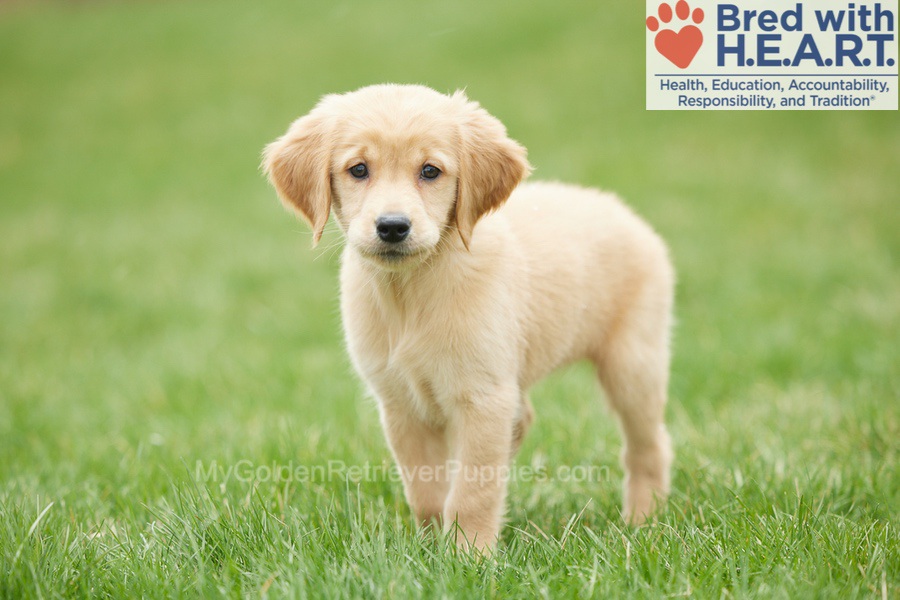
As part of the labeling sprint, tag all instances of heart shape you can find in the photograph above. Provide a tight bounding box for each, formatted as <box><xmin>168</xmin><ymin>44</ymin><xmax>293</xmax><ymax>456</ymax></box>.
<box><xmin>654</xmin><ymin>26</ymin><xmax>703</xmax><ymax>69</ymax></box>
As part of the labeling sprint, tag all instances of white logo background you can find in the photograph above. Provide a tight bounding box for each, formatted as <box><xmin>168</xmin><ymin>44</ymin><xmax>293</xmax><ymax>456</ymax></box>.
<box><xmin>646</xmin><ymin>0</ymin><xmax>899</xmax><ymax>110</ymax></box>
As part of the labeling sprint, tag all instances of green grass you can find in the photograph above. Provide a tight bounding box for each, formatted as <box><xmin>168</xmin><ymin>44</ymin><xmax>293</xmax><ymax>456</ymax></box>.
<box><xmin>1</xmin><ymin>0</ymin><xmax>898</xmax><ymax>597</ymax></box>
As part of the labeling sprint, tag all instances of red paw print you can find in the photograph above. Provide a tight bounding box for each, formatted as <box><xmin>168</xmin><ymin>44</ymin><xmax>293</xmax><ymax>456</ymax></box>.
<box><xmin>647</xmin><ymin>1</ymin><xmax>704</xmax><ymax>69</ymax></box>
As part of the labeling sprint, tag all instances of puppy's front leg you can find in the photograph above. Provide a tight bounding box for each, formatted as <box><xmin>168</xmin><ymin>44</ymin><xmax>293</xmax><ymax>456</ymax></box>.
<box><xmin>443</xmin><ymin>387</ymin><xmax>518</xmax><ymax>551</ymax></box>
<box><xmin>378</xmin><ymin>403</ymin><xmax>451</xmax><ymax>528</ymax></box>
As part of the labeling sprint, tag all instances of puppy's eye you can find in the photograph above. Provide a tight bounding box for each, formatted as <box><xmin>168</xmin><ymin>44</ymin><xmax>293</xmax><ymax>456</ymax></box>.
<box><xmin>421</xmin><ymin>165</ymin><xmax>441</xmax><ymax>180</ymax></box>
<box><xmin>349</xmin><ymin>163</ymin><xmax>368</xmax><ymax>179</ymax></box>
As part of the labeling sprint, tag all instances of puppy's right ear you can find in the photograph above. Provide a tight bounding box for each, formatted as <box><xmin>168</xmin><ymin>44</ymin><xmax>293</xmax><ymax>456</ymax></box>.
<box><xmin>262</xmin><ymin>111</ymin><xmax>332</xmax><ymax>245</ymax></box>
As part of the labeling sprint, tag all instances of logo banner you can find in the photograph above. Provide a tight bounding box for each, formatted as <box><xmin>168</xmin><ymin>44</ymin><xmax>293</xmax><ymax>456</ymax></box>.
<box><xmin>646</xmin><ymin>0</ymin><xmax>899</xmax><ymax>109</ymax></box>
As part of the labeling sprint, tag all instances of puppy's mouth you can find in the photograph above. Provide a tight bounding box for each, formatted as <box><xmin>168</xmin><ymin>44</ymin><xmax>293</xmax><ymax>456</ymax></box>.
<box><xmin>357</xmin><ymin>245</ymin><xmax>428</xmax><ymax>267</ymax></box>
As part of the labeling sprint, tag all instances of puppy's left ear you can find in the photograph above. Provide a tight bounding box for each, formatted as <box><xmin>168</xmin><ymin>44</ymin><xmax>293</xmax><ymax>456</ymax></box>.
<box><xmin>456</xmin><ymin>97</ymin><xmax>531</xmax><ymax>249</ymax></box>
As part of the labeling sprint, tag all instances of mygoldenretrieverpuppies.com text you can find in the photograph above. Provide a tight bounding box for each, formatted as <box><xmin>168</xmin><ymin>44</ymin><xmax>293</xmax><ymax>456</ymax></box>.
<box><xmin>193</xmin><ymin>459</ymin><xmax>612</xmax><ymax>486</ymax></box>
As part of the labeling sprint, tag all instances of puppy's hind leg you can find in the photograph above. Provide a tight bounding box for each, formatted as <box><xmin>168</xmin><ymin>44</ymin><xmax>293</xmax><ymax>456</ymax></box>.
<box><xmin>510</xmin><ymin>393</ymin><xmax>534</xmax><ymax>457</ymax></box>
<box><xmin>595</xmin><ymin>312</ymin><xmax>673</xmax><ymax>525</ymax></box>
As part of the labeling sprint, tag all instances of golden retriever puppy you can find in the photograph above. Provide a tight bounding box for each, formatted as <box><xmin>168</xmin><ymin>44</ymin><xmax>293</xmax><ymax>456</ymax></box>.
<box><xmin>264</xmin><ymin>84</ymin><xmax>674</xmax><ymax>551</ymax></box>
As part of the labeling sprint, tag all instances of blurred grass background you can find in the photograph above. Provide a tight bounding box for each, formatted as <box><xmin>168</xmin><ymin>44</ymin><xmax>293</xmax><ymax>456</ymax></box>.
<box><xmin>0</xmin><ymin>0</ymin><xmax>898</xmax><ymax>597</ymax></box>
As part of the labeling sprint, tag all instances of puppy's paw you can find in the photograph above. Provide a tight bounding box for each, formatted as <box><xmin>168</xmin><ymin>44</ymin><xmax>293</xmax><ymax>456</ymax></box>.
<box><xmin>622</xmin><ymin>475</ymin><xmax>669</xmax><ymax>525</ymax></box>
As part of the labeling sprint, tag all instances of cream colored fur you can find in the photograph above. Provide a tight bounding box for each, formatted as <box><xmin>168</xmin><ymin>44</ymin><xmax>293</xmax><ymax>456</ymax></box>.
<box><xmin>264</xmin><ymin>84</ymin><xmax>674</xmax><ymax>551</ymax></box>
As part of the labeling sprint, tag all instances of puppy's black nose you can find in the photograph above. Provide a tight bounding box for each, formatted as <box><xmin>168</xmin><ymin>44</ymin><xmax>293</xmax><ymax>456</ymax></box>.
<box><xmin>376</xmin><ymin>214</ymin><xmax>411</xmax><ymax>244</ymax></box>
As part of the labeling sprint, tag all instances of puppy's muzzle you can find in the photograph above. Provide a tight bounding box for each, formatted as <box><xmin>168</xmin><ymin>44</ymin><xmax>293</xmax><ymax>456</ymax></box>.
<box><xmin>376</xmin><ymin>214</ymin><xmax>411</xmax><ymax>244</ymax></box>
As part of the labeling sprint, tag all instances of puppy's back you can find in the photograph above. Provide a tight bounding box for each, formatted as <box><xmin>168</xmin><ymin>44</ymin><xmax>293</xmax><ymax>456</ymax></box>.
<box><xmin>495</xmin><ymin>181</ymin><xmax>673</xmax><ymax>383</ymax></box>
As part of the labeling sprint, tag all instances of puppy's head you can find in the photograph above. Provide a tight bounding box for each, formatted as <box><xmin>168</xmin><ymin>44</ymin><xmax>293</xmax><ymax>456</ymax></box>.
<box><xmin>263</xmin><ymin>84</ymin><xmax>530</xmax><ymax>270</ymax></box>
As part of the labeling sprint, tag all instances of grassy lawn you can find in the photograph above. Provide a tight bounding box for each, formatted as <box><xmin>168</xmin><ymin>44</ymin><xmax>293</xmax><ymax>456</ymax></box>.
<box><xmin>1</xmin><ymin>0</ymin><xmax>897</xmax><ymax>597</ymax></box>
